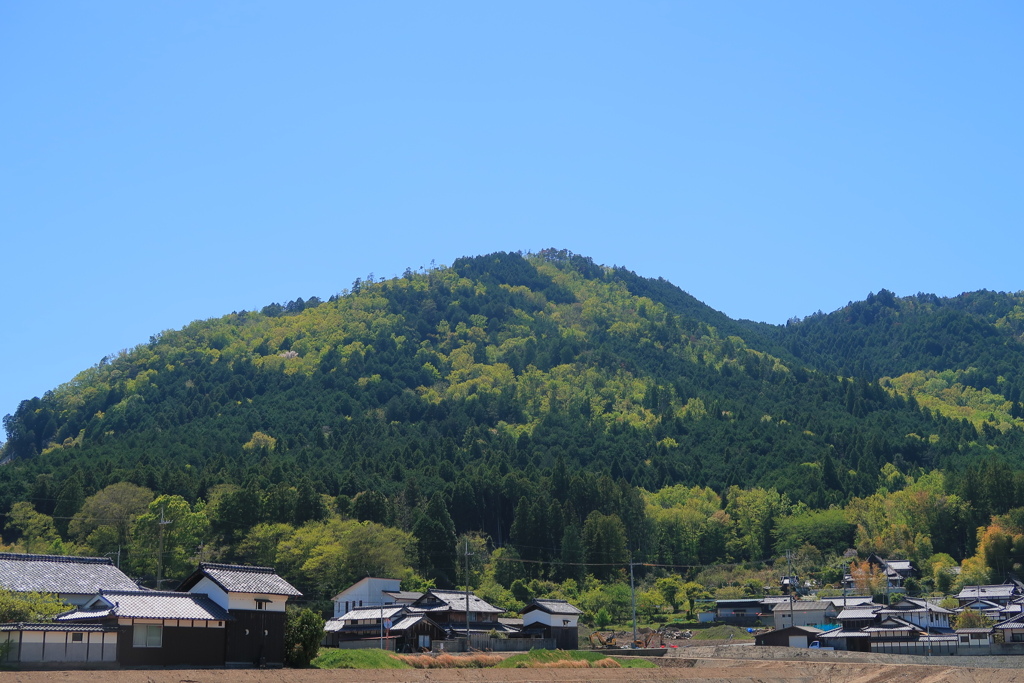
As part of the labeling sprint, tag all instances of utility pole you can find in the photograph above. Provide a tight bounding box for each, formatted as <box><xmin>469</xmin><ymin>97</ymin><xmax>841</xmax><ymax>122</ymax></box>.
<box><xmin>156</xmin><ymin>505</ymin><xmax>171</xmax><ymax>589</ymax></box>
<box><xmin>629</xmin><ymin>558</ymin><xmax>638</xmax><ymax>647</ymax></box>
<box><xmin>465</xmin><ymin>537</ymin><xmax>472</xmax><ymax>649</ymax></box>
<box><xmin>785</xmin><ymin>549</ymin><xmax>795</xmax><ymax>628</ymax></box>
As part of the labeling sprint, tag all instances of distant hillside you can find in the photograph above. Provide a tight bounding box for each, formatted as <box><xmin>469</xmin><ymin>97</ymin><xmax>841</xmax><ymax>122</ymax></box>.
<box><xmin>1</xmin><ymin>250</ymin><xmax>1022</xmax><ymax>551</ymax></box>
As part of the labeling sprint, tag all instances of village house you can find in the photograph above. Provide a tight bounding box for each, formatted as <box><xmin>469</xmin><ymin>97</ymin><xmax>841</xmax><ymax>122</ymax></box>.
<box><xmin>714</xmin><ymin>598</ymin><xmax>765</xmax><ymax>626</ymax></box>
<box><xmin>520</xmin><ymin>599</ymin><xmax>581</xmax><ymax>650</ymax></box>
<box><xmin>176</xmin><ymin>562</ymin><xmax>302</xmax><ymax>667</ymax></box>
<box><xmin>956</xmin><ymin>582</ymin><xmax>1022</xmax><ymax>607</ymax></box>
<box><xmin>769</xmin><ymin>600</ymin><xmax>837</xmax><ymax>630</ymax></box>
<box><xmin>54</xmin><ymin>590</ymin><xmax>231</xmax><ymax>667</ymax></box>
<box><xmin>842</xmin><ymin>554</ymin><xmax>918</xmax><ymax>591</ymax></box>
<box><xmin>818</xmin><ymin>598</ymin><xmax>957</xmax><ymax>655</ymax></box>
<box><xmin>408</xmin><ymin>589</ymin><xmax>508</xmax><ymax>635</ymax></box>
<box><xmin>754</xmin><ymin>625</ymin><xmax>824</xmax><ymax>648</ymax></box>
<box><xmin>0</xmin><ymin>552</ymin><xmax>137</xmax><ymax>606</ymax></box>
<box><xmin>331</xmin><ymin>577</ymin><xmax>423</xmax><ymax>617</ymax></box>
<box><xmin>323</xmin><ymin>605</ymin><xmax>445</xmax><ymax>652</ymax></box>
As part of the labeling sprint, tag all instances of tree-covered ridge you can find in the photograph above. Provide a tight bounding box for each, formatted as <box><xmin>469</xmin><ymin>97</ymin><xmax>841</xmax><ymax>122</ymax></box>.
<box><xmin>2</xmin><ymin>249</ymin><xmax>1024</xmax><ymax>608</ymax></box>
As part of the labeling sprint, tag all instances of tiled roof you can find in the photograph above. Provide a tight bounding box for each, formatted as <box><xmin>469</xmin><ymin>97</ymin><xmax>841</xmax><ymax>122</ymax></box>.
<box><xmin>178</xmin><ymin>563</ymin><xmax>301</xmax><ymax>596</ymax></box>
<box><xmin>0</xmin><ymin>552</ymin><xmax>137</xmax><ymax>595</ymax></box>
<box><xmin>414</xmin><ymin>590</ymin><xmax>503</xmax><ymax>614</ymax></box>
<box><xmin>994</xmin><ymin>611</ymin><xmax>1024</xmax><ymax>629</ymax></box>
<box><xmin>0</xmin><ymin>622</ymin><xmax>115</xmax><ymax>632</ymax></box>
<box><xmin>383</xmin><ymin>590</ymin><xmax>424</xmax><ymax>601</ymax></box>
<box><xmin>57</xmin><ymin>590</ymin><xmax>231</xmax><ymax>621</ymax></box>
<box><xmin>337</xmin><ymin>606</ymin><xmax>406</xmax><ymax>622</ymax></box>
<box><xmin>958</xmin><ymin>584</ymin><xmax>1018</xmax><ymax>600</ymax></box>
<box><xmin>523</xmin><ymin>599</ymin><xmax>583</xmax><ymax>615</ymax></box>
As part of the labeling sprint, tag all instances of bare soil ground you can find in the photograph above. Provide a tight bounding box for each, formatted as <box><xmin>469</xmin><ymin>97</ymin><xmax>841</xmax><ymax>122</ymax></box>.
<box><xmin>6</xmin><ymin>652</ymin><xmax>1024</xmax><ymax>683</ymax></box>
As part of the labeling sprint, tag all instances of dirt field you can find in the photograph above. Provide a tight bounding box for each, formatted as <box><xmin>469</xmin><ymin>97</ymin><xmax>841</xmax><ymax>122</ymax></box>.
<box><xmin>5</xmin><ymin>653</ymin><xmax>1024</xmax><ymax>683</ymax></box>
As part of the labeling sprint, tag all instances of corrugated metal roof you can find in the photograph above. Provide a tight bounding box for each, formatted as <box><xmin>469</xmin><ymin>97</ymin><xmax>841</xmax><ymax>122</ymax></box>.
<box><xmin>0</xmin><ymin>552</ymin><xmax>137</xmax><ymax>595</ymax></box>
<box><xmin>179</xmin><ymin>563</ymin><xmax>301</xmax><ymax>597</ymax></box>
<box><xmin>837</xmin><ymin>607</ymin><xmax>880</xmax><ymax>620</ymax></box>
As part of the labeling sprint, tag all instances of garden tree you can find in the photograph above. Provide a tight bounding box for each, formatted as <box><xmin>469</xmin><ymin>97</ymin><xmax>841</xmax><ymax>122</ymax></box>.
<box><xmin>848</xmin><ymin>559</ymin><xmax>887</xmax><ymax>597</ymax></box>
<box><xmin>4</xmin><ymin>502</ymin><xmax>62</xmax><ymax>554</ymax></box>
<box><xmin>130</xmin><ymin>495</ymin><xmax>210</xmax><ymax>586</ymax></box>
<box><xmin>69</xmin><ymin>482</ymin><xmax>154</xmax><ymax>550</ymax></box>
<box><xmin>956</xmin><ymin>555</ymin><xmax>991</xmax><ymax>592</ymax></box>
<box><xmin>954</xmin><ymin>609</ymin><xmax>990</xmax><ymax>629</ymax></box>
<box><xmin>680</xmin><ymin>581</ymin><xmax>711</xmax><ymax>619</ymax></box>
<box><xmin>284</xmin><ymin>606</ymin><xmax>325</xmax><ymax>668</ymax></box>
<box><xmin>579</xmin><ymin>580</ymin><xmax>632</xmax><ymax>623</ymax></box>
<box><xmin>636</xmin><ymin>586</ymin><xmax>666</xmax><ymax>621</ymax></box>
<box><xmin>0</xmin><ymin>588</ymin><xmax>68</xmax><ymax>622</ymax></box>
<box><xmin>411</xmin><ymin>493</ymin><xmax>458</xmax><ymax>587</ymax></box>
<box><xmin>510</xmin><ymin>578</ymin><xmax>533</xmax><ymax>604</ymax></box>
<box><xmin>594</xmin><ymin>607</ymin><xmax>612</xmax><ymax>629</ymax></box>
<box><xmin>581</xmin><ymin>511</ymin><xmax>628</xmax><ymax>581</ymax></box>
<box><xmin>51</xmin><ymin>471</ymin><xmax>84</xmax><ymax>538</ymax></box>
<box><xmin>924</xmin><ymin>553</ymin><xmax>959</xmax><ymax>594</ymax></box>
<box><xmin>654</xmin><ymin>576</ymin><xmax>685</xmax><ymax>612</ymax></box>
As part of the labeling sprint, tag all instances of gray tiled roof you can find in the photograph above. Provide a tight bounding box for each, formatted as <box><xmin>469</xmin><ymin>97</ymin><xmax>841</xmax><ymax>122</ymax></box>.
<box><xmin>336</xmin><ymin>606</ymin><xmax>406</xmax><ymax>622</ymax></box>
<box><xmin>413</xmin><ymin>590</ymin><xmax>503</xmax><ymax>614</ymax></box>
<box><xmin>0</xmin><ymin>552</ymin><xmax>137</xmax><ymax>595</ymax></box>
<box><xmin>523</xmin><ymin>599</ymin><xmax>583</xmax><ymax>615</ymax></box>
<box><xmin>178</xmin><ymin>563</ymin><xmax>301</xmax><ymax>596</ymax></box>
<box><xmin>57</xmin><ymin>590</ymin><xmax>231</xmax><ymax>621</ymax></box>
<box><xmin>0</xmin><ymin>622</ymin><xmax>115</xmax><ymax>632</ymax></box>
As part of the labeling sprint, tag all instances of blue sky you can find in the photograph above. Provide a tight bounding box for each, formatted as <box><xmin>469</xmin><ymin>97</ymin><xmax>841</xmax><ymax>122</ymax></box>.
<box><xmin>3</xmin><ymin>2</ymin><xmax>1023</xmax><ymax>421</ymax></box>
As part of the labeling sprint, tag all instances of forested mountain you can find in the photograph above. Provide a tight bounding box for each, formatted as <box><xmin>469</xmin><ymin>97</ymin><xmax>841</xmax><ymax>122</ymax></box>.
<box><xmin>2</xmin><ymin>249</ymin><xmax>1023</xmax><ymax>603</ymax></box>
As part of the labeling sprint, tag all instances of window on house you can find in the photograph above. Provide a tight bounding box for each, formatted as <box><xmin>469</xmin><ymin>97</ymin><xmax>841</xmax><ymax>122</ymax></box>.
<box><xmin>133</xmin><ymin>624</ymin><xmax>163</xmax><ymax>648</ymax></box>
<box><xmin>255</xmin><ymin>599</ymin><xmax>270</xmax><ymax>611</ymax></box>
<box><xmin>960</xmin><ymin>636</ymin><xmax>969</xmax><ymax>644</ymax></box>
<box><xmin>71</xmin><ymin>633</ymin><xmax>84</xmax><ymax>642</ymax></box>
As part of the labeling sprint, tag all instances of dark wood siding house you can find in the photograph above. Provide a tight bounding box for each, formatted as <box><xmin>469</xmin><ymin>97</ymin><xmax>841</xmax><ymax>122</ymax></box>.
<box><xmin>176</xmin><ymin>563</ymin><xmax>302</xmax><ymax>668</ymax></box>
<box><xmin>55</xmin><ymin>590</ymin><xmax>230</xmax><ymax>666</ymax></box>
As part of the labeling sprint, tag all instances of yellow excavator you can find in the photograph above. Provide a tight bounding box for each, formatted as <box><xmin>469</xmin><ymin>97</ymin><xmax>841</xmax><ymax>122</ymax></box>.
<box><xmin>633</xmin><ymin>628</ymin><xmax>663</xmax><ymax>648</ymax></box>
<box><xmin>589</xmin><ymin>631</ymin><xmax>617</xmax><ymax>648</ymax></box>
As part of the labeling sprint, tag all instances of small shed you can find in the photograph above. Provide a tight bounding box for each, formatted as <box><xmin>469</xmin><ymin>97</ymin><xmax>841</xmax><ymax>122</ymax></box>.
<box><xmin>755</xmin><ymin>625</ymin><xmax>824</xmax><ymax>648</ymax></box>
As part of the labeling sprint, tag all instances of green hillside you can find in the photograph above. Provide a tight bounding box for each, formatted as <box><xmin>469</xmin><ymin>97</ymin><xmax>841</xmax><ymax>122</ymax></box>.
<box><xmin>2</xmin><ymin>250</ymin><xmax>1024</xmax><ymax>599</ymax></box>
